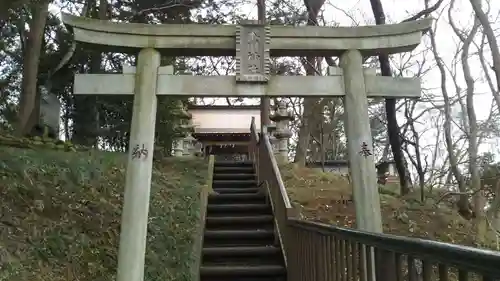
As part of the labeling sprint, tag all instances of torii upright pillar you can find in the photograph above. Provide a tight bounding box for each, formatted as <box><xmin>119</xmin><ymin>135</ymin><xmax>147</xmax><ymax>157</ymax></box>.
<box><xmin>341</xmin><ymin>50</ymin><xmax>382</xmax><ymax>233</ymax></box>
<box><xmin>116</xmin><ymin>48</ymin><xmax>160</xmax><ymax>281</ymax></box>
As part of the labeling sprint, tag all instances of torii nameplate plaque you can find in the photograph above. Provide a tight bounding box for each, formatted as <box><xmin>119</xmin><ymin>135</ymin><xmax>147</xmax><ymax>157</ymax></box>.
<box><xmin>235</xmin><ymin>20</ymin><xmax>270</xmax><ymax>83</ymax></box>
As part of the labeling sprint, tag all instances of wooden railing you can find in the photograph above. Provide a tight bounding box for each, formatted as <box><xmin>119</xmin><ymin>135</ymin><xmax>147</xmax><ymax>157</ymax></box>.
<box><xmin>194</xmin><ymin>155</ymin><xmax>214</xmax><ymax>281</ymax></box>
<box><xmin>249</xmin><ymin>118</ymin><xmax>296</xmax><ymax>266</ymax></box>
<box><xmin>248</xmin><ymin>118</ymin><xmax>500</xmax><ymax>281</ymax></box>
<box><xmin>287</xmin><ymin>219</ymin><xmax>500</xmax><ymax>281</ymax></box>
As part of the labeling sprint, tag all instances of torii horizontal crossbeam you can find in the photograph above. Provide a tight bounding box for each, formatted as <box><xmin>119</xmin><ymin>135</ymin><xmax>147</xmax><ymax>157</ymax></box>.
<box><xmin>74</xmin><ymin>66</ymin><xmax>420</xmax><ymax>98</ymax></box>
<box><xmin>62</xmin><ymin>13</ymin><xmax>431</xmax><ymax>57</ymax></box>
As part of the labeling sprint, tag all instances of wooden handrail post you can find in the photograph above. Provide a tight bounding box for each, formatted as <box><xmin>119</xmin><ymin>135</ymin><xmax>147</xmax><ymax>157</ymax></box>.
<box><xmin>207</xmin><ymin>155</ymin><xmax>215</xmax><ymax>194</ymax></box>
<box><xmin>375</xmin><ymin>249</ymin><xmax>397</xmax><ymax>281</ymax></box>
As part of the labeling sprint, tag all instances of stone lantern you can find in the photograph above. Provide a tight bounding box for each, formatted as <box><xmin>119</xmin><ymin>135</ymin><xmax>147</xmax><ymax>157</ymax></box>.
<box><xmin>171</xmin><ymin>100</ymin><xmax>193</xmax><ymax>157</ymax></box>
<box><xmin>269</xmin><ymin>101</ymin><xmax>293</xmax><ymax>163</ymax></box>
<box><xmin>182</xmin><ymin>134</ymin><xmax>197</xmax><ymax>156</ymax></box>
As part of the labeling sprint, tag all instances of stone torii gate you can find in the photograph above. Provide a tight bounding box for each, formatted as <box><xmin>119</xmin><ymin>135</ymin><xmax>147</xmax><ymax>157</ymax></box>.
<box><xmin>63</xmin><ymin>13</ymin><xmax>431</xmax><ymax>281</ymax></box>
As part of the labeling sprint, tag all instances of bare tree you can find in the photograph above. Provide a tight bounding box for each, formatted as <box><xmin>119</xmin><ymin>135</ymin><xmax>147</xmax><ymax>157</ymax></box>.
<box><xmin>426</xmin><ymin>1</ymin><xmax>473</xmax><ymax>219</ymax></box>
<box><xmin>368</xmin><ymin>0</ymin><xmax>411</xmax><ymax>195</ymax></box>
<box><xmin>449</xmin><ymin>0</ymin><xmax>485</xmax><ymax>241</ymax></box>
<box><xmin>294</xmin><ymin>0</ymin><xmax>326</xmax><ymax>166</ymax></box>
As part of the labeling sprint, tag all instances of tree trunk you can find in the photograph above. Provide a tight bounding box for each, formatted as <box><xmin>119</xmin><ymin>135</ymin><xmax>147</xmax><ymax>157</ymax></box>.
<box><xmin>15</xmin><ymin>1</ymin><xmax>50</xmax><ymax>137</ymax></box>
<box><xmin>463</xmin><ymin>23</ymin><xmax>483</xmax><ymax>242</ymax></box>
<box><xmin>368</xmin><ymin>0</ymin><xmax>411</xmax><ymax>195</ymax></box>
<box><xmin>294</xmin><ymin>0</ymin><xmax>326</xmax><ymax>165</ymax></box>
<box><xmin>433</xmin><ymin>35</ymin><xmax>468</xmax><ymax>214</ymax></box>
<box><xmin>294</xmin><ymin>98</ymin><xmax>314</xmax><ymax>165</ymax></box>
<box><xmin>444</xmin><ymin>0</ymin><xmax>475</xmax><ymax>218</ymax></box>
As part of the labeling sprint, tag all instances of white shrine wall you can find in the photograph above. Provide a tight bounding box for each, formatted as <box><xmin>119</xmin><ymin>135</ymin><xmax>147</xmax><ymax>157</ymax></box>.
<box><xmin>190</xmin><ymin>107</ymin><xmax>261</xmax><ymax>133</ymax></box>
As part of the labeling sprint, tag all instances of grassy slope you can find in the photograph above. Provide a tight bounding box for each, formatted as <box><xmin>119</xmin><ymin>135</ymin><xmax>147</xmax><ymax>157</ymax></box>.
<box><xmin>0</xmin><ymin>142</ymin><xmax>484</xmax><ymax>281</ymax></box>
<box><xmin>280</xmin><ymin>164</ymin><xmax>477</xmax><ymax>246</ymax></box>
<box><xmin>0</xmin><ymin>147</ymin><xmax>207</xmax><ymax>281</ymax></box>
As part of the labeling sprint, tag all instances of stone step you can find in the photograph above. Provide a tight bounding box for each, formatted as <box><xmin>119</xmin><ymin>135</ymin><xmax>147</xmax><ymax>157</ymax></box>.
<box><xmin>201</xmin><ymin>161</ymin><xmax>285</xmax><ymax>281</ymax></box>
<box><xmin>200</xmin><ymin>265</ymin><xmax>286</xmax><ymax>276</ymax></box>
<box><xmin>201</xmin><ymin>277</ymin><xmax>285</xmax><ymax>281</ymax></box>
<box><xmin>204</xmin><ymin>229</ymin><xmax>274</xmax><ymax>239</ymax></box>
<box><xmin>213</xmin><ymin>173</ymin><xmax>257</xmax><ymax>180</ymax></box>
<box><xmin>203</xmin><ymin>246</ymin><xmax>281</xmax><ymax>256</ymax></box>
<box><xmin>214</xmin><ymin>166</ymin><xmax>255</xmax><ymax>174</ymax></box>
<box><xmin>202</xmin><ymin>246</ymin><xmax>283</xmax><ymax>266</ymax></box>
<box><xmin>208</xmin><ymin>193</ymin><xmax>266</xmax><ymax>204</ymax></box>
<box><xmin>207</xmin><ymin>204</ymin><xmax>271</xmax><ymax>215</ymax></box>
<box><xmin>205</xmin><ymin>215</ymin><xmax>274</xmax><ymax>231</ymax></box>
<box><xmin>213</xmin><ymin>179</ymin><xmax>258</xmax><ymax>188</ymax></box>
<box><xmin>212</xmin><ymin>168</ymin><xmax>253</xmax><ymax>173</ymax></box>
<box><xmin>205</xmin><ymin>215</ymin><xmax>274</xmax><ymax>226</ymax></box>
<box><xmin>212</xmin><ymin>187</ymin><xmax>259</xmax><ymax>194</ymax></box>
<box><xmin>214</xmin><ymin>161</ymin><xmax>254</xmax><ymax>167</ymax></box>
<box><xmin>203</xmin><ymin>229</ymin><xmax>276</xmax><ymax>246</ymax></box>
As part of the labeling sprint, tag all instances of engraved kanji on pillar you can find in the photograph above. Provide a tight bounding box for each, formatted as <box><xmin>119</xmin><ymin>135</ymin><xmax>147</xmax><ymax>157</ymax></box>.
<box><xmin>236</xmin><ymin>20</ymin><xmax>270</xmax><ymax>83</ymax></box>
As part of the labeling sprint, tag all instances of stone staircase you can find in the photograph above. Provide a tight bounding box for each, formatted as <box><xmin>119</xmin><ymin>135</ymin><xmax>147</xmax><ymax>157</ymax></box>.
<box><xmin>200</xmin><ymin>160</ymin><xmax>286</xmax><ymax>281</ymax></box>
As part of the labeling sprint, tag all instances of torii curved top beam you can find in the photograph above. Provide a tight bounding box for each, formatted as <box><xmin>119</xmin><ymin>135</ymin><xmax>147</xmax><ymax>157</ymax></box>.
<box><xmin>61</xmin><ymin>13</ymin><xmax>431</xmax><ymax>57</ymax></box>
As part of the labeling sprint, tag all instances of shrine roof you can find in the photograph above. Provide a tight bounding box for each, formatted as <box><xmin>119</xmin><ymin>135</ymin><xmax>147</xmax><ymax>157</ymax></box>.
<box><xmin>192</xmin><ymin>130</ymin><xmax>253</xmax><ymax>142</ymax></box>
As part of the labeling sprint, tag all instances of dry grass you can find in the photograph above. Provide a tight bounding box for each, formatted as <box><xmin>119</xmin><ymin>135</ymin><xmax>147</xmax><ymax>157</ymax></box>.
<box><xmin>280</xmin><ymin>164</ymin><xmax>476</xmax><ymax>246</ymax></box>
